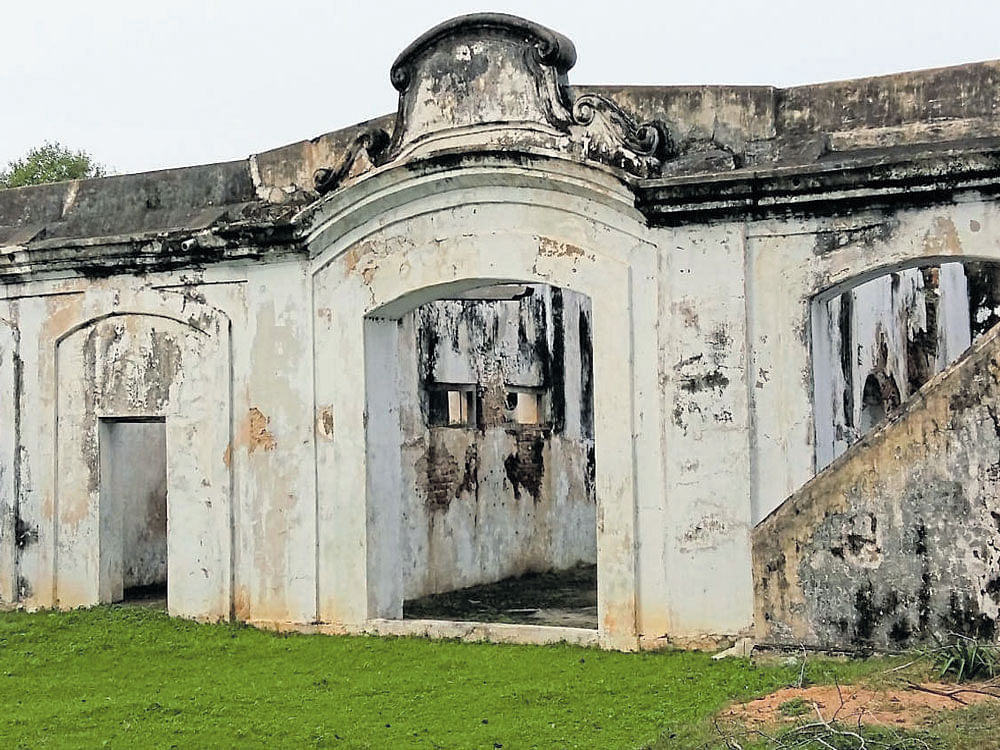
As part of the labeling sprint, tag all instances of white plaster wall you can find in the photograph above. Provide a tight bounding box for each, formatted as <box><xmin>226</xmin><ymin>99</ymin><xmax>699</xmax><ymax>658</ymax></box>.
<box><xmin>309</xmin><ymin>162</ymin><xmax>657</xmax><ymax>649</ymax></box>
<box><xmin>0</xmin><ymin>317</ymin><xmax>16</xmax><ymax>604</ymax></box>
<box><xmin>649</xmin><ymin>221</ymin><xmax>754</xmax><ymax>639</ymax></box>
<box><xmin>234</xmin><ymin>263</ymin><xmax>317</xmax><ymax>625</ymax></box>
<box><xmin>5</xmin><ymin>293</ymin><xmax>54</xmax><ymax>608</ymax></box>
<box><xmin>937</xmin><ymin>262</ymin><xmax>972</xmax><ymax>368</ymax></box>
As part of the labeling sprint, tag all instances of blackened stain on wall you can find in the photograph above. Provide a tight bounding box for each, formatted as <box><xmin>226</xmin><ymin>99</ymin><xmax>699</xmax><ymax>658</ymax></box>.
<box><xmin>579</xmin><ymin>307</ymin><xmax>594</xmax><ymax>438</ymax></box>
<box><xmin>503</xmin><ymin>429</ymin><xmax>546</xmax><ymax>500</ymax></box>
<box><xmin>967</xmin><ymin>262</ymin><xmax>1000</xmax><ymax>340</ymax></box>
<box><xmin>838</xmin><ymin>290</ymin><xmax>854</xmax><ymax>429</ymax></box>
<box><xmin>549</xmin><ymin>287</ymin><xmax>566</xmax><ymax>433</ymax></box>
<box><xmin>13</xmin><ymin>515</ymin><xmax>36</xmax><ymax>549</ymax></box>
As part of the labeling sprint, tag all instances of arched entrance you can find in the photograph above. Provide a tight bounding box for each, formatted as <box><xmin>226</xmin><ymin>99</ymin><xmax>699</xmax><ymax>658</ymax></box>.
<box><xmin>49</xmin><ymin>291</ymin><xmax>233</xmax><ymax>620</ymax></box>
<box><xmin>309</xmin><ymin>164</ymin><xmax>660</xmax><ymax>649</ymax></box>
<box><xmin>365</xmin><ymin>281</ymin><xmax>598</xmax><ymax>630</ymax></box>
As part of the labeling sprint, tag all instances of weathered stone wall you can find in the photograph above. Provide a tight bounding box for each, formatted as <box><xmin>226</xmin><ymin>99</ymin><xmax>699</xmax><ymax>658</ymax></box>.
<box><xmin>0</xmin><ymin>272</ymin><xmax>322</xmax><ymax>625</ymax></box>
<box><xmin>0</xmin><ymin>318</ymin><xmax>17</xmax><ymax>605</ymax></box>
<box><xmin>396</xmin><ymin>286</ymin><xmax>595</xmax><ymax>598</ymax></box>
<box><xmin>753</xmin><ymin>324</ymin><xmax>1000</xmax><ymax>650</ymax></box>
<box><xmin>5</xmin><ymin>12</ymin><xmax>1000</xmax><ymax>653</ymax></box>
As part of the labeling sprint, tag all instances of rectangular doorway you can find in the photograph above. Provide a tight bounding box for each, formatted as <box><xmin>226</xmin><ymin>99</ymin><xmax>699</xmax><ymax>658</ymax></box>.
<box><xmin>98</xmin><ymin>418</ymin><xmax>168</xmax><ymax>606</ymax></box>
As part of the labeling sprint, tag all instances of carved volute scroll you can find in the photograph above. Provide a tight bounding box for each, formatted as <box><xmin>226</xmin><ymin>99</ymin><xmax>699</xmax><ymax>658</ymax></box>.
<box><xmin>313</xmin><ymin>13</ymin><xmax>674</xmax><ymax>193</ymax></box>
<box><xmin>568</xmin><ymin>94</ymin><xmax>675</xmax><ymax>178</ymax></box>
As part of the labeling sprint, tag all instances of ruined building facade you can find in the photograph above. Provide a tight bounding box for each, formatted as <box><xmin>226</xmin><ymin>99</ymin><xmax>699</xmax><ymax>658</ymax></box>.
<box><xmin>4</xmin><ymin>14</ymin><xmax>1000</xmax><ymax>650</ymax></box>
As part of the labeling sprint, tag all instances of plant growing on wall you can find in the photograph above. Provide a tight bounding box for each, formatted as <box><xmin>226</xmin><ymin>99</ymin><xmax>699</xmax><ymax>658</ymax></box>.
<box><xmin>0</xmin><ymin>141</ymin><xmax>107</xmax><ymax>188</ymax></box>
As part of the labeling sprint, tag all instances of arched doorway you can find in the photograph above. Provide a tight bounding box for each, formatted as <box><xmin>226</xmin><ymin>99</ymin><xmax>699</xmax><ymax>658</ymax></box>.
<box><xmin>309</xmin><ymin>173</ymin><xmax>658</xmax><ymax>649</ymax></box>
<box><xmin>365</xmin><ymin>282</ymin><xmax>598</xmax><ymax>630</ymax></box>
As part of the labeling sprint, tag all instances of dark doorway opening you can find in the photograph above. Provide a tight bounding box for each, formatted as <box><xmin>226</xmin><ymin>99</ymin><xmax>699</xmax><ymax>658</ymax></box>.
<box><xmin>384</xmin><ymin>283</ymin><xmax>598</xmax><ymax>629</ymax></box>
<box><xmin>99</xmin><ymin>418</ymin><xmax>168</xmax><ymax>608</ymax></box>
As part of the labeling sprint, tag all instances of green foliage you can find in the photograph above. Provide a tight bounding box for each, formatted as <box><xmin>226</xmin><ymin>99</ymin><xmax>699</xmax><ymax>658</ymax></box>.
<box><xmin>778</xmin><ymin>697</ymin><xmax>811</xmax><ymax>717</ymax></box>
<box><xmin>929</xmin><ymin>633</ymin><xmax>1000</xmax><ymax>682</ymax></box>
<box><xmin>0</xmin><ymin>141</ymin><xmax>106</xmax><ymax>189</ymax></box>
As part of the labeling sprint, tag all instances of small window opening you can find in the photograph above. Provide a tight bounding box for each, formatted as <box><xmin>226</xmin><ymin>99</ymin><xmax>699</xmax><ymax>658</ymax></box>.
<box><xmin>428</xmin><ymin>386</ymin><xmax>476</xmax><ymax>426</ymax></box>
<box><xmin>505</xmin><ymin>388</ymin><xmax>542</xmax><ymax>425</ymax></box>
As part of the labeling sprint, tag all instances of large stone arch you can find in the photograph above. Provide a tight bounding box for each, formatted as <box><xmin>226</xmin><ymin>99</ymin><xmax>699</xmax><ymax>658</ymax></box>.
<box><xmin>748</xmin><ymin>202</ymin><xmax>1000</xmax><ymax>522</ymax></box>
<box><xmin>49</xmin><ymin>289</ymin><xmax>232</xmax><ymax>620</ymax></box>
<box><xmin>308</xmin><ymin>159</ymin><xmax>660</xmax><ymax>649</ymax></box>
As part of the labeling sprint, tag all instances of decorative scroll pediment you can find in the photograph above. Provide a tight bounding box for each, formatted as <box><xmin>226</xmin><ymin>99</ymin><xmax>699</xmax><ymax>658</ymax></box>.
<box><xmin>386</xmin><ymin>13</ymin><xmax>576</xmax><ymax>158</ymax></box>
<box><xmin>567</xmin><ymin>94</ymin><xmax>675</xmax><ymax>178</ymax></box>
<box><xmin>314</xmin><ymin>13</ymin><xmax>676</xmax><ymax>194</ymax></box>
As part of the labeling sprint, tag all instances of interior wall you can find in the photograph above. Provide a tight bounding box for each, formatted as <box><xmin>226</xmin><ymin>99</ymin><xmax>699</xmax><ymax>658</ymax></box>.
<box><xmin>396</xmin><ymin>285</ymin><xmax>596</xmax><ymax>599</ymax></box>
<box><xmin>814</xmin><ymin>262</ymin><xmax>973</xmax><ymax>468</ymax></box>
<box><xmin>99</xmin><ymin>420</ymin><xmax>168</xmax><ymax>599</ymax></box>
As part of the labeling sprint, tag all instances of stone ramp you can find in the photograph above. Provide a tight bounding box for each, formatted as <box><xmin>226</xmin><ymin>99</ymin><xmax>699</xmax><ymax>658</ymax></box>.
<box><xmin>753</xmin><ymin>321</ymin><xmax>1000</xmax><ymax>651</ymax></box>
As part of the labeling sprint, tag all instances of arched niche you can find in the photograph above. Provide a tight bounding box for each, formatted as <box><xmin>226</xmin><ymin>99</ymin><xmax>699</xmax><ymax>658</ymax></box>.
<box><xmin>309</xmin><ymin>171</ymin><xmax>659</xmax><ymax>650</ymax></box>
<box><xmin>810</xmin><ymin>256</ymin><xmax>988</xmax><ymax>467</ymax></box>
<box><xmin>51</xmin><ymin>292</ymin><xmax>232</xmax><ymax>620</ymax></box>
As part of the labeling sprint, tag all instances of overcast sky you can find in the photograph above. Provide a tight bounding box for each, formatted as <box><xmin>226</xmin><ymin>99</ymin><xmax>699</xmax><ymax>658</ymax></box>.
<box><xmin>3</xmin><ymin>0</ymin><xmax>999</xmax><ymax>176</ymax></box>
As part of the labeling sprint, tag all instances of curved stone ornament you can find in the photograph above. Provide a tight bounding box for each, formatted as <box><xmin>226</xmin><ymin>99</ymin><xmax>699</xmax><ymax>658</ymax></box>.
<box><xmin>568</xmin><ymin>94</ymin><xmax>674</xmax><ymax>178</ymax></box>
<box><xmin>384</xmin><ymin>13</ymin><xmax>579</xmax><ymax>161</ymax></box>
<box><xmin>312</xmin><ymin>13</ymin><xmax>674</xmax><ymax>194</ymax></box>
<box><xmin>313</xmin><ymin>129</ymin><xmax>391</xmax><ymax>196</ymax></box>
<box><xmin>389</xmin><ymin>13</ymin><xmax>576</xmax><ymax>94</ymax></box>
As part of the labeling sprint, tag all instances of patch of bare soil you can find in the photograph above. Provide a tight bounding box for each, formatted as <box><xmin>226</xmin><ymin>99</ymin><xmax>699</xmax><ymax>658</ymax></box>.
<box><xmin>724</xmin><ymin>681</ymin><xmax>1000</xmax><ymax>730</ymax></box>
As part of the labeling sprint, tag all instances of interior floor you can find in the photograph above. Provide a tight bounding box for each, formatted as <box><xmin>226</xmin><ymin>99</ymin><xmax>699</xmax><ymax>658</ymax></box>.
<box><xmin>120</xmin><ymin>582</ymin><xmax>167</xmax><ymax>611</ymax></box>
<box><xmin>403</xmin><ymin>563</ymin><xmax>597</xmax><ymax>629</ymax></box>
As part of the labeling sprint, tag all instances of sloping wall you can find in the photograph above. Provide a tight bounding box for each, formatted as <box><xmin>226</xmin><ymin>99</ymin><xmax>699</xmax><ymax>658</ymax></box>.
<box><xmin>754</xmin><ymin>322</ymin><xmax>1000</xmax><ymax>650</ymax></box>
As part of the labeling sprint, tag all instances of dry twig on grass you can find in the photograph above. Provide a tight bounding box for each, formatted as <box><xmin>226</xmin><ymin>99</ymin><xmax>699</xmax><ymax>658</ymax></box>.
<box><xmin>904</xmin><ymin>679</ymin><xmax>1000</xmax><ymax>704</ymax></box>
<box><xmin>711</xmin><ymin>676</ymin><xmax>938</xmax><ymax>750</ymax></box>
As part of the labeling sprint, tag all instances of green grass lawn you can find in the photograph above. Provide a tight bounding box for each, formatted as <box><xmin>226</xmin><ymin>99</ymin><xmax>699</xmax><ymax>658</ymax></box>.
<box><xmin>0</xmin><ymin>607</ymin><xmax>938</xmax><ymax>749</ymax></box>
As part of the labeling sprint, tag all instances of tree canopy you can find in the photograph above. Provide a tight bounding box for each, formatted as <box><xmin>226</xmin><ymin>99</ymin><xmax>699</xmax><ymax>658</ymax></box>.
<box><xmin>0</xmin><ymin>142</ymin><xmax>107</xmax><ymax>189</ymax></box>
